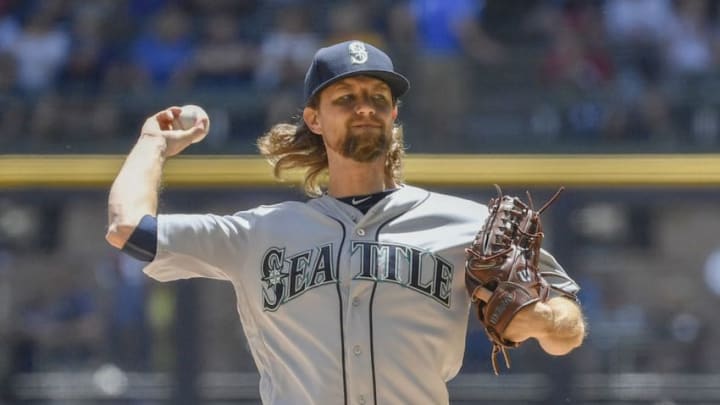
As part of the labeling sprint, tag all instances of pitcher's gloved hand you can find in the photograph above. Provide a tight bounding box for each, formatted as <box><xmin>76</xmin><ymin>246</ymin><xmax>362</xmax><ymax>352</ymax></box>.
<box><xmin>465</xmin><ymin>185</ymin><xmax>563</xmax><ymax>374</ymax></box>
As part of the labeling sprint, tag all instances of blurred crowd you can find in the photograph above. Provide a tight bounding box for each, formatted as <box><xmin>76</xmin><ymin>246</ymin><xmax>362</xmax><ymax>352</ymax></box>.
<box><xmin>2</xmin><ymin>0</ymin><xmax>720</xmax><ymax>152</ymax></box>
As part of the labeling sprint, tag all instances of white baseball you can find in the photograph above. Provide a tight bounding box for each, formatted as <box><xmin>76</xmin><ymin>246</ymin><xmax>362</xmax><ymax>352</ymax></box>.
<box><xmin>174</xmin><ymin>104</ymin><xmax>210</xmax><ymax>143</ymax></box>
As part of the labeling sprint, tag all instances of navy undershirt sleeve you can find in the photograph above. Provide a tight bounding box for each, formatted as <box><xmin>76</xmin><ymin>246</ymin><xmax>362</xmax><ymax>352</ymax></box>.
<box><xmin>120</xmin><ymin>214</ymin><xmax>158</xmax><ymax>262</ymax></box>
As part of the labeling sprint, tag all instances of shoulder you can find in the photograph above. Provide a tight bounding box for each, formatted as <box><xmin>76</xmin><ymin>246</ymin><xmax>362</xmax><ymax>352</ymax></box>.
<box><xmin>395</xmin><ymin>185</ymin><xmax>489</xmax><ymax>225</ymax></box>
<box><xmin>404</xmin><ymin>185</ymin><xmax>487</xmax><ymax>212</ymax></box>
<box><xmin>234</xmin><ymin>200</ymin><xmax>329</xmax><ymax>223</ymax></box>
<box><xmin>430</xmin><ymin>190</ymin><xmax>486</xmax><ymax>211</ymax></box>
<box><xmin>242</xmin><ymin>200</ymin><xmax>309</xmax><ymax>216</ymax></box>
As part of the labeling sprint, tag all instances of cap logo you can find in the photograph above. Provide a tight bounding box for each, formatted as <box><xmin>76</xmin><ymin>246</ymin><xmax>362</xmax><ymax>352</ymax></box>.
<box><xmin>348</xmin><ymin>41</ymin><xmax>368</xmax><ymax>65</ymax></box>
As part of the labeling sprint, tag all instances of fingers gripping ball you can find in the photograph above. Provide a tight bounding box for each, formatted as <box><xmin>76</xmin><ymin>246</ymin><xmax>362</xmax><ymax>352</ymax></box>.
<box><xmin>172</xmin><ymin>104</ymin><xmax>210</xmax><ymax>143</ymax></box>
<box><xmin>465</xmin><ymin>185</ymin><xmax>564</xmax><ymax>374</ymax></box>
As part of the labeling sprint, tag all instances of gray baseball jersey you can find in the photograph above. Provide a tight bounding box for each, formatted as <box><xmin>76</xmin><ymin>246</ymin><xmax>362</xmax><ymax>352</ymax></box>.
<box><xmin>144</xmin><ymin>185</ymin><xmax>579</xmax><ymax>405</ymax></box>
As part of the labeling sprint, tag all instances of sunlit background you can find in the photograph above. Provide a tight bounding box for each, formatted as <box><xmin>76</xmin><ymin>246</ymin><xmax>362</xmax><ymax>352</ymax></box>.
<box><xmin>2</xmin><ymin>0</ymin><xmax>720</xmax><ymax>404</ymax></box>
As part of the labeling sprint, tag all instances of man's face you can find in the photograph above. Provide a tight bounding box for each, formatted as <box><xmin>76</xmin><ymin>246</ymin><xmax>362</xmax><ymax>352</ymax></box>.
<box><xmin>305</xmin><ymin>76</ymin><xmax>398</xmax><ymax>162</ymax></box>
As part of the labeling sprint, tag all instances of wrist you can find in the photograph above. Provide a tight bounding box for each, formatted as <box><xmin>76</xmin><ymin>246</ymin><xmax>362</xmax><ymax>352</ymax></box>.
<box><xmin>137</xmin><ymin>133</ymin><xmax>169</xmax><ymax>159</ymax></box>
<box><xmin>502</xmin><ymin>301</ymin><xmax>554</xmax><ymax>342</ymax></box>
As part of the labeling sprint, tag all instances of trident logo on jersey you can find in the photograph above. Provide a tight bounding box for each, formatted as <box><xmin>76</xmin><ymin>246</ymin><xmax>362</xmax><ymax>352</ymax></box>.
<box><xmin>261</xmin><ymin>242</ymin><xmax>454</xmax><ymax>311</ymax></box>
<box><xmin>261</xmin><ymin>244</ymin><xmax>335</xmax><ymax>311</ymax></box>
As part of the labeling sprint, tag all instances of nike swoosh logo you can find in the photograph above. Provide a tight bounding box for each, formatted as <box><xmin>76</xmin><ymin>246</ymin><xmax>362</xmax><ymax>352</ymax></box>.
<box><xmin>351</xmin><ymin>196</ymin><xmax>372</xmax><ymax>205</ymax></box>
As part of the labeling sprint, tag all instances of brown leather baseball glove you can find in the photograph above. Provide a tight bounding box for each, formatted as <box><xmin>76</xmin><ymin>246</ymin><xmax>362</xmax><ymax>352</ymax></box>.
<box><xmin>466</xmin><ymin>185</ymin><xmax>564</xmax><ymax>374</ymax></box>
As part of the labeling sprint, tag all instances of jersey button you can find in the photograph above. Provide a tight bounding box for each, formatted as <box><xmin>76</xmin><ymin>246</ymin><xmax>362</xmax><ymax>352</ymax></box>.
<box><xmin>353</xmin><ymin>345</ymin><xmax>362</xmax><ymax>355</ymax></box>
<box><xmin>356</xmin><ymin>228</ymin><xmax>366</xmax><ymax>236</ymax></box>
<box><xmin>352</xmin><ymin>298</ymin><xmax>360</xmax><ymax>307</ymax></box>
<box><xmin>358</xmin><ymin>395</ymin><xmax>366</xmax><ymax>404</ymax></box>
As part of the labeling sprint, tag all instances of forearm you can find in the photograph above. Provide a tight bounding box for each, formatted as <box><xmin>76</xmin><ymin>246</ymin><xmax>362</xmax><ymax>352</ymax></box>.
<box><xmin>503</xmin><ymin>296</ymin><xmax>586</xmax><ymax>356</ymax></box>
<box><xmin>106</xmin><ymin>134</ymin><xmax>167</xmax><ymax>248</ymax></box>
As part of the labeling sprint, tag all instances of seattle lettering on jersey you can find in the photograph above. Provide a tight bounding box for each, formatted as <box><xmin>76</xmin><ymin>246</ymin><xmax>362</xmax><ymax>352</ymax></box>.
<box><xmin>261</xmin><ymin>242</ymin><xmax>454</xmax><ymax>311</ymax></box>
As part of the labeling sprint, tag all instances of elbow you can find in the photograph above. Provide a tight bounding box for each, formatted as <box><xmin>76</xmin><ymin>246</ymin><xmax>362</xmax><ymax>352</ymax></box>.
<box><xmin>106</xmin><ymin>205</ymin><xmax>149</xmax><ymax>249</ymax></box>
<box><xmin>546</xmin><ymin>333</ymin><xmax>585</xmax><ymax>356</ymax></box>
<box><xmin>105</xmin><ymin>220</ymin><xmax>138</xmax><ymax>249</ymax></box>
<box><xmin>544</xmin><ymin>344</ymin><xmax>578</xmax><ymax>357</ymax></box>
<box><xmin>541</xmin><ymin>297</ymin><xmax>588</xmax><ymax>356</ymax></box>
<box><xmin>105</xmin><ymin>224</ymin><xmax>129</xmax><ymax>249</ymax></box>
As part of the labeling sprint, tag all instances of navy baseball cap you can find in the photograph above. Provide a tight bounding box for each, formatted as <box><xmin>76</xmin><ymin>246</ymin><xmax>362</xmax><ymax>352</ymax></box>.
<box><xmin>303</xmin><ymin>40</ymin><xmax>410</xmax><ymax>105</ymax></box>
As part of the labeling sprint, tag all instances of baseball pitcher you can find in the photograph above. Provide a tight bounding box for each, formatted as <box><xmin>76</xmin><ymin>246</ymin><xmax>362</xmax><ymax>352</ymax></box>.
<box><xmin>106</xmin><ymin>40</ymin><xmax>585</xmax><ymax>405</ymax></box>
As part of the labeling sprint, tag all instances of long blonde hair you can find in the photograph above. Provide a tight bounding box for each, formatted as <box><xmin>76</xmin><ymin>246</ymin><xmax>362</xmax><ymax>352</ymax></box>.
<box><xmin>257</xmin><ymin>100</ymin><xmax>405</xmax><ymax>197</ymax></box>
